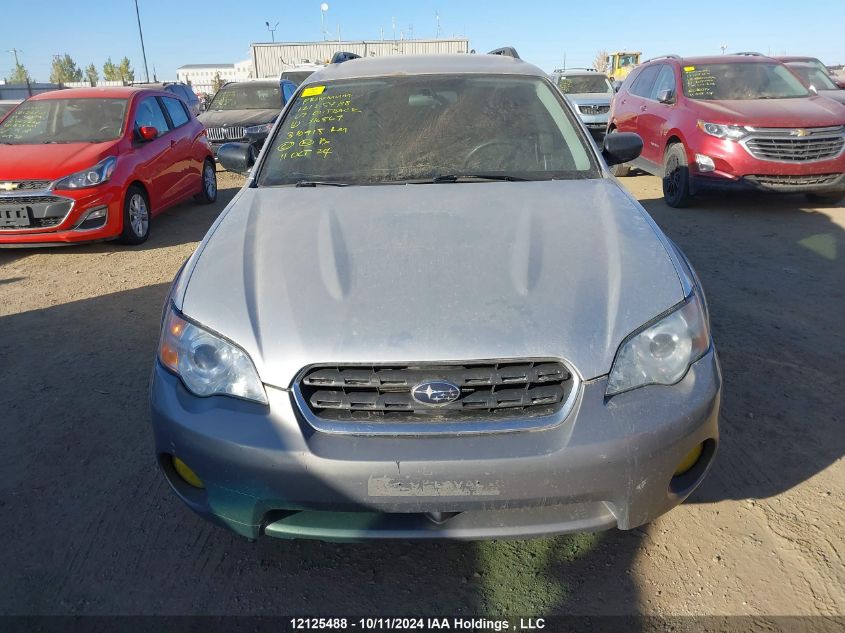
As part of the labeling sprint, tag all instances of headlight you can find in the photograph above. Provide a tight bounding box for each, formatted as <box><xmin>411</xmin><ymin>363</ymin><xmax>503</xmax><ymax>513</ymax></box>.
<box><xmin>606</xmin><ymin>294</ymin><xmax>710</xmax><ymax>396</ymax></box>
<box><xmin>158</xmin><ymin>303</ymin><xmax>268</xmax><ymax>404</ymax></box>
<box><xmin>245</xmin><ymin>122</ymin><xmax>273</xmax><ymax>136</ymax></box>
<box><xmin>697</xmin><ymin>121</ymin><xmax>747</xmax><ymax>141</ymax></box>
<box><xmin>54</xmin><ymin>157</ymin><xmax>117</xmax><ymax>189</ymax></box>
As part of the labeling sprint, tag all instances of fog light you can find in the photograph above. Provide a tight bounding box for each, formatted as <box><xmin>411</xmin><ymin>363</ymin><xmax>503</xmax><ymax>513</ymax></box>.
<box><xmin>172</xmin><ymin>456</ymin><xmax>204</xmax><ymax>488</ymax></box>
<box><xmin>74</xmin><ymin>205</ymin><xmax>108</xmax><ymax>230</ymax></box>
<box><xmin>695</xmin><ymin>154</ymin><xmax>715</xmax><ymax>173</ymax></box>
<box><xmin>674</xmin><ymin>443</ymin><xmax>704</xmax><ymax>476</ymax></box>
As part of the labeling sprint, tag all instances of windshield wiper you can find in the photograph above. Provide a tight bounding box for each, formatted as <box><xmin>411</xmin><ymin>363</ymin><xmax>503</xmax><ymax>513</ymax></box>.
<box><xmin>427</xmin><ymin>173</ymin><xmax>532</xmax><ymax>183</ymax></box>
<box><xmin>295</xmin><ymin>180</ymin><xmax>350</xmax><ymax>187</ymax></box>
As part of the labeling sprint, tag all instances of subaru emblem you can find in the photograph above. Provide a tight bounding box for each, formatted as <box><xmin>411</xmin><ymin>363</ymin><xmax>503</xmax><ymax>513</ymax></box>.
<box><xmin>411</xmin><ymin>380</ymin><xmax>461</xmax><ymax>406</ymax></box>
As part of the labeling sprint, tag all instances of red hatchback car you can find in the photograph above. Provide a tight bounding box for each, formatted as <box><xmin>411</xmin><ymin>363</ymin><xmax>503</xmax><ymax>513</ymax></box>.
<box><xmin>608</xmin><ymin>55</ymin><xmax>845</xmax><ymax>207</ymax></box>
<box><xmin>0</xmin><ymin>87</ymin><xmax>216</xmax><ymax>246</ymax></box>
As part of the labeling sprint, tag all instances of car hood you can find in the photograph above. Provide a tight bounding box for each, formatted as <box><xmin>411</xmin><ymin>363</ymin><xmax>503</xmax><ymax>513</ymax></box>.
<box><xmin>817</xmin><ymin>90</ymin><xmax>845</xmax><ymax>105</ymax></box>
<box><xmin>198</xmin><ymin>109</ymin><xmax>279</xmax><ymax>128</ymax></box>
<box><xmin>690</xmin><ymin>96</ymin><xmax>845</xmax><ymax>127</ymax></box>
<box><xmin>180</xmin><ymin>179</ymin><xmax>684</xmax><ymax>388</ymax></box>
<box><xmin>0</xmin><ymin>142</ymin><xmax>116</xmax><ymax>181</ymax></box>
<box><xmin>566</xmin><ymin>93</ymin><xmax>613</xmax><ymax>106</ymax></box>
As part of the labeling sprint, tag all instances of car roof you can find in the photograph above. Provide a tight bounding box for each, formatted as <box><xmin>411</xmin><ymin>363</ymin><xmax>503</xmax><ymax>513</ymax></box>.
<box><xmin>29</xmin><ymin>87</ymin><xmax>169</xmax><ymax>100</ymax></box>
<box><xmin>775</xmin><ymin>55</ymin><xmax>822</xmax><ymax>63</ymax></box>
<box><xmin>645</xmin><ymin>55</ymin><xmax>783</xmax><ymax>66</ymax></box>
<box><xmin>222</xmin><ymin>79</ymin><xmax>281</xmax><ymax>87</ymax></box>
<box><xmin>551</xmin><ymin>69</ymin><xmax>604</xmax><ymax>76</ymax></box>
<box><xmin>306</xmin><ymin>54</ymin><xmax>547</xmax><ymax>83</ymax></box>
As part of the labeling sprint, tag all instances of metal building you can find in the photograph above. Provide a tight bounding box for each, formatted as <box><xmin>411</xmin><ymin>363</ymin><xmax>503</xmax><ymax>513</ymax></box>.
<box><xmin>250</xmin><ymin>39</ymin><xmax>471</xmax><ymax>78</ymax></box>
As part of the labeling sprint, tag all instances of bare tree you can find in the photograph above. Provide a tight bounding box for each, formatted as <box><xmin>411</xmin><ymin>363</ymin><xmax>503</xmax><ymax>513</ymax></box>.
<box><xmin>593</xmin><ymin>50</ymin><xmax>609</xmax><ymax>74</ymax></box>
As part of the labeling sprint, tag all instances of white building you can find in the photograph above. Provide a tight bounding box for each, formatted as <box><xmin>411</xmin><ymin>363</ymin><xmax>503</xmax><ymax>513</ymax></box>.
<box><xmin>175</xmin><ymin>60</ymin><xmax>254</xmax><ymax>94</ymax></box>
<box><xmin>251</xmin><ymin>39</ymin><xmax>470</xmax><ymax>79</ymax></box>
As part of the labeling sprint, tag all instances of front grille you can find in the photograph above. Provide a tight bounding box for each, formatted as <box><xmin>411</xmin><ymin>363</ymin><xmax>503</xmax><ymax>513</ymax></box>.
<box><xmin>296</xmin><ymin>360</ymin><xmax>574</xmax><ymax>425</ymax></box>
<box><xmin>0</xmin><ymin>195</ymin><xmax>72</xmax><ymax>230</ymax></box>
<box><xmin>748</xmin><ymin>173</ymin><xmax>842</xmax><ymax>188</ymax></box>
<box><xmin>205</xmin><ymin>126</ymin><xmax>246</xmax><ymax>142</ymax></box>
<box><xmin>743</xmin><ymin>126</ymin><xmax>845</xmax><ymax>162</ymax></box>
<box><xmin>579</xmin><ymin>104</ymin><xmax>610</xmax><ymax>115</ymax></box>
<box><xmin>0</xmin><ymin>180</ymin><xmax>51</xmax><ymax>191</ymax></box>
<box><xmin>0</xmin><ymin>195</ymin><xmax>63</xmax><ymax>205</ymax></box>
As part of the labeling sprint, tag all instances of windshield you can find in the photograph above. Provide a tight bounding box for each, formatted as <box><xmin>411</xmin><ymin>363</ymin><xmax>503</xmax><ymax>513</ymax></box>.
<box><xmin>0</xmin><ymin>103</ymin><xmax>18</xmax><ymax>119</ymax></box>
<box><xmin>208</xmin><ymin>84</ymin><xmax>282</xmax><ymax>110</ymax></box>
<box><xmin>0</xmin><ymin>98</ymin><xmax>127</xmax><ymax>144</ymax></box>
<box><xmin>257</xmin><ymin>75</ymin><xmax>597</xmax><ymax>187</ymax></box>
<box><xmin>788</xmin><ymin>65</ymin><xmax>838</xmax><ymax>90</ymax></box>
<box><xmin>556</xmin><ymin>74</ymin><xmax>613</xmax><ymax>94</ymax></box>
<box><xmin>682</xmin><ymin>63</ymin><xmax>810</xmax><ymax>100</ymax></box>
<box><xmin>281</xmin><ymin>71</ymin><xmax>316</xmax><ymax>86</ymax></box>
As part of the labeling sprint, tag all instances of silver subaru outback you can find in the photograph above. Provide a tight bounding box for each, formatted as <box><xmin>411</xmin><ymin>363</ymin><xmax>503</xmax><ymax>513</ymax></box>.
<box><xmin>150</xmin><ymin>53</ymin><xmax>720</xmax><ymax>542</ymax></box>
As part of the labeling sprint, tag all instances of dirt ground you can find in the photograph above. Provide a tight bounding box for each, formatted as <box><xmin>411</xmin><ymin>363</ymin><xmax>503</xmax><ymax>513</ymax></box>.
<box><xmin>0</xmin><ymin>170</ymin><xmax>842</xmax><ymax>619</ymax></box>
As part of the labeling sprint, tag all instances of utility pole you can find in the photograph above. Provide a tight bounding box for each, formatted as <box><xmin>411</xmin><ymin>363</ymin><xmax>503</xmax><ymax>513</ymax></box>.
<box><xmin>436</xmin><ymin>11</ymin><xmax>441</xmax><ymax>39</ymax></box>
<box><xmin>7</xmin><ymin>47</ymin><xmax>32</xmax><ymax>96</ymax></box>
<box><xmin>134</xmin><ymin>0</ymin><xmax>150</xmax><ymax>82</ymax></box>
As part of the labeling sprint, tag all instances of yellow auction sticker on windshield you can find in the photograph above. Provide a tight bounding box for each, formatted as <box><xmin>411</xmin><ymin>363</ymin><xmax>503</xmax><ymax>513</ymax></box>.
<box><xmin>301</xmin><ymin>85</ymin><xmax>326</xmax><ymax>97</ymax></box>
<box><xmin>684</xmin><ymin>66</ymin><xmax>696</xmax><ymax>72</ymax></box>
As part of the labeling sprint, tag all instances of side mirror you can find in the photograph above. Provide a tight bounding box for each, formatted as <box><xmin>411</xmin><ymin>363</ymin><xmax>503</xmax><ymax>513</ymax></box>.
<box><xmin>657</xmin><ymin>88</ymin><xmax>676</xmax><ymax>104</ymax></box>
<box><xmin>808</xmin><ymin>85</ymin><xmax>818</xmax><ymax>95</ymax></box>
<box><xmin>218</xmin><ymin>142</ymin><xmax>255</xmax><ymax>174</ymax></box>
<box><xmin>612</xmin><ymin>81</ymin><xmax>622</xmax><ymax>93</ymax></box>
<box><xmin>835</xmin><ymin>79</ymin><xmax>845</xmax><ymax>90</ymax></box>
<box><xmin>138</xmin><ymin>126</ymin><xmax>158</xmax><ymax>141</ymax></box>
<box><xmin>603</xmin><ymin>132</ymin><xmax>643</xmax><ymax>166</ymax></box>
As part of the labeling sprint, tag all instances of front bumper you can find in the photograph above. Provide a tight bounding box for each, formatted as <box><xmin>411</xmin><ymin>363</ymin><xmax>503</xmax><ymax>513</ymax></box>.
<box><xmin>692</xmin><ymin>171</ymin><xmax>845</xmax><ymax>195</ymax></box>
<box><xmin>0</xmin><ymin>186</ymin><xmax>123</xmax><ymax>246</ymax></box>
<box><xmin>150</xmin><ymin>350</ymin><xmax>721</xmax><ymax>541</ymax></box>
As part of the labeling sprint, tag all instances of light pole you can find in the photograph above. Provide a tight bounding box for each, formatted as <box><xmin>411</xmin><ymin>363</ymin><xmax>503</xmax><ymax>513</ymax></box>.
<box><xmin>134</xmin><ymin>0</ymin><xmax>150</xmax><ymax>83</ymax></box>
<box><xmin>720</xmin><ymin>44</ymin><xmax>728</xmax><ymax>55</ymax></box>
<box><xmin>320</xmin><ymin>3</ymin><xmax>329</xmax><ymax>41</ymax></box>
<box><xmin>266</xmin><ymin>21</ymin><xmax>279</xmax><ymax>42</ymax></box>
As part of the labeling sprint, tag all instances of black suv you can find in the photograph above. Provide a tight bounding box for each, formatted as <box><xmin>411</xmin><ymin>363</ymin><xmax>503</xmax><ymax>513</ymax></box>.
<box><xmin>199</xmin><ymin>79</ymin><xmax>297</xmax><ymax>159</ymax></box>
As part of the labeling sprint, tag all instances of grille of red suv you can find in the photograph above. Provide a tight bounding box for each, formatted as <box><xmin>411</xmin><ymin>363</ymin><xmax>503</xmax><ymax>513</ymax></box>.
<box><xmin>295</xmin><ymin>360</ymin><xmax>574</xmax><ymax>425</ymax></box>
<box><xmin>747</xmin><ymin>174</ymin><xmax>842</xmax><ymax>188</ymax></box>
<box><xmin>0</xmin><ymin>180</ymin><xmax>51</xmax><ymax>191</ymax></box>
<box><xmin>743</xmin><ymin>126</ymin><xmax>844</xmax><ymax>162</ymax></box>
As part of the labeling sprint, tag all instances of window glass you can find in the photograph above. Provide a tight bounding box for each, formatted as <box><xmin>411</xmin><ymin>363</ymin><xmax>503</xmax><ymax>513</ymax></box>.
<box><xmin>682</xmin><ymin>63</ymin><xmax>810</xmax><ymax>100</ymax></box>
<box><xmin>629</xmin><ymin>65</ymin><xmax>660</xmax><ymax>97</ymax></box>
<box><xmin>283</xmin><ymin>83</ymin><xmax>296</xmax><ymax>103</ymax></box>
<box><xmin>162</xmin><ymin>97</ymin><xmax>190</xmax><ymax>127</ymax></box>
<box><xmin>257</xmin><ymin>75</ymin><xmax>597</xmax><ymax>187</ymax></box>
<box><xmin>0</xmin><ymin>98</ymin><xmax>127</xmax><ymax>144</ymax></box>
<box><xmin>134</xmin><ymin>97</ymin><xmax>170</xmax><ymax>135</ymax></box>
<box><xmin>649</xmin><ymin>65</ymin><xmax>677</xmax><ymax>100</ymax></box>
<box><xmin>556</xmin><ymin>74</ymin><xmax>613</xmax><ymax>94</ymax></box>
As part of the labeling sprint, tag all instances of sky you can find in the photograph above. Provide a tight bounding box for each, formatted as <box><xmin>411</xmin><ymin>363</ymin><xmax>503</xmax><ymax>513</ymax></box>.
<box><xmin>3</xmin><ymin>0</ymin><xmax>844</xmax><ymax>83</ymax></box>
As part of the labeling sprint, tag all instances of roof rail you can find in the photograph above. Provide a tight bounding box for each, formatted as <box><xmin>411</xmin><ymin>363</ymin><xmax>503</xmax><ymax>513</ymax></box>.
<box><xmin>643</xmin><ymin>54</ymin><xmax>681</xmax><ymax>63</ymax></box>
<box><xmin>731</xmin><ymin>51</ymin><xmax>767</xmax><ymax>57</ymax></box>
<box><xmin>488</xmin><ymin>47</ymin><xmax>521</xmax><ymax>59</ymax></box>
<box><xmin>553</xmin><ymin>67</ymin><xmax>597</xmax><ymax>73</ymax></box>
<box><xmin>330</xmin><ymin>51</ymin><xmax>362</xmax><ymax>64</ymax></box>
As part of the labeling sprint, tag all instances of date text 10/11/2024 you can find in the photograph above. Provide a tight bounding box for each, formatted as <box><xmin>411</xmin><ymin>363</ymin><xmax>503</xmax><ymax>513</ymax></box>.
<box><xmin>289</xmin><ymin>618</ymin><xmax>547</xmax><ymax>631</ymax></box>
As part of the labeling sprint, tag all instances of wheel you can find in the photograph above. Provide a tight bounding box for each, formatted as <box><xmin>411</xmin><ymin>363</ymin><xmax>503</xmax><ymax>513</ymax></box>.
<box><xmin>805</xmin><ymin>192</ymin><xmax>844</xmax><ymax>206</ymax></box>
<box><xmin>118</xmin><ymin>185</ymin><xmax>150</xmax><ymax>245</ymax></box>
<box><xmin>610</xmin><ymin>163</ymin><xmax>631</xmax><ymax>177</ymax></box>
<box><xmin>194</xmin><ymin>159</ymin><xmax>218</xmax><ymax>204</ymax></box>
<box><xmin>663</xmin><ymin>143</ymin><xmax>692</xmax><ymax>208</ymax></box>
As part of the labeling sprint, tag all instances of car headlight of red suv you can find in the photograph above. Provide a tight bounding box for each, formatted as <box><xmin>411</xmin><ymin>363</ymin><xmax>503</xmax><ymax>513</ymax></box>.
<box><xmin>697</xmin><ymin>121</ymin><xmax>748</xmax><ymax>141</ymax></box>
<box><xmin>54</xmin><ymin>156</ymin><xmax>117</xmax><ymax>190</ymax></box>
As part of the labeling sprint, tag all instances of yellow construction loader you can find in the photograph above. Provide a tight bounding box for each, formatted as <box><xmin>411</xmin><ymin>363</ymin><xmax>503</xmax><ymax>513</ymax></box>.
<box><xmin>607</xmin><ymin>51</ymin><xmax>642</xmax><ymax>82</ymax></box>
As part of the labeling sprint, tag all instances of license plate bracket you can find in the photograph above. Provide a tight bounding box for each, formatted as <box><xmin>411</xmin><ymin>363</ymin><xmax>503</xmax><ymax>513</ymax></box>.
<box><xmin>0</xmin><ymin>205</ymin><xmax>31</xmax><ymax>227</ymax></box>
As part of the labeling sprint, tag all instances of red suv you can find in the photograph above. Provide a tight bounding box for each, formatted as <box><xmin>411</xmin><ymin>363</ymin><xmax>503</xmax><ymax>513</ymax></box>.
<box><xmin>0</xmin><ymin>87</ymin><xmax>216</xmax><ymax>246</ymax></box>
<box><xmin>608</xmin><ymin>55</ymin><xmax>845</xmax><ymax>207</ymax></box>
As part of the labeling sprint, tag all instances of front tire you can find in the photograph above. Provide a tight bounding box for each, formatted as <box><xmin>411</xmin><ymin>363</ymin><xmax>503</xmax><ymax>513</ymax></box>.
<box><xmin>194</xmin><ymin>159</ymin><xmax>217</xmax><ymax>204</ymax></box>
<box><xmin>663</xmin><ymin>143</ymin><xmax>692</xmax><ymax>208</ymax></box>
<box><xmin>118</xmin><ymin>185</ymin><xmax>150</xmax><ymax>245</ymax></box>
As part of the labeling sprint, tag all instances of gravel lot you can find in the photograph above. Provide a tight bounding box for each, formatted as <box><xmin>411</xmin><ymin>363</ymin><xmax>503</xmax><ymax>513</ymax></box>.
<box><xmin>0</xmin><ymin>170</ymin><xmax>842</xmax><ymax>617</ymax></box>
